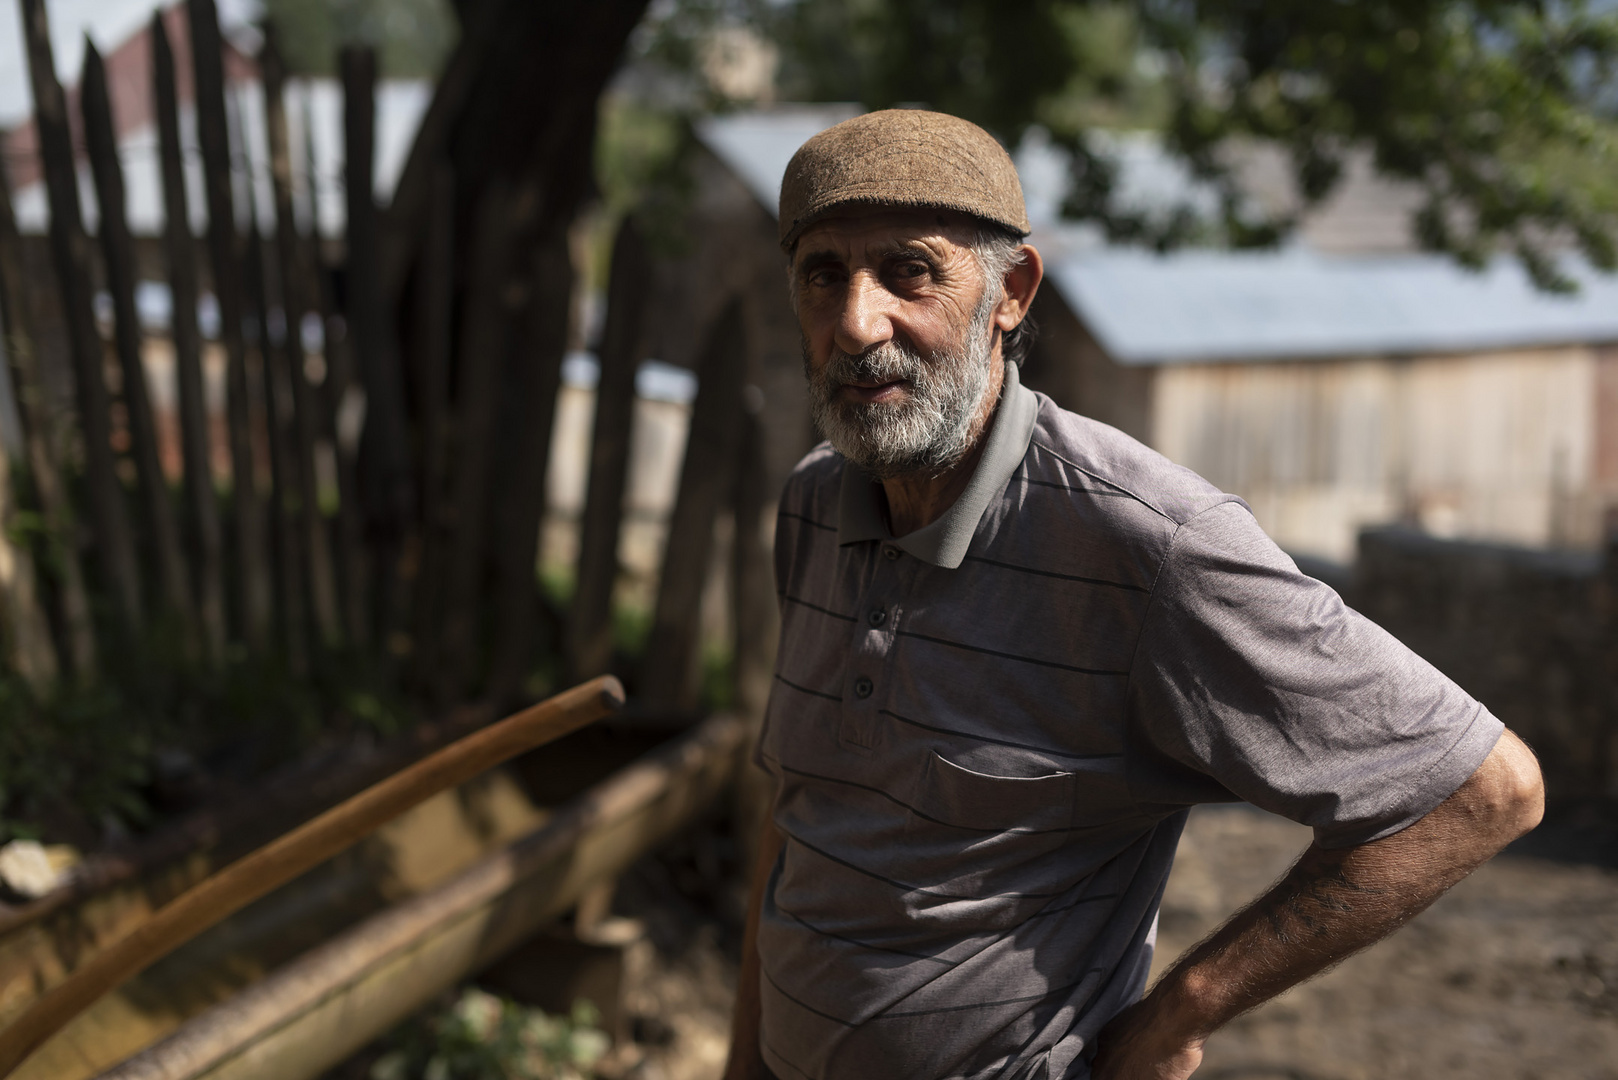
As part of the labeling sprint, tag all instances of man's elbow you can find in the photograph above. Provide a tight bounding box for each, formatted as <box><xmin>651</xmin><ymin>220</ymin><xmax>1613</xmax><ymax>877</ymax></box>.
<box><xmin>1481</xmin><ymin>728</ymin><xmax>1545</xmax><ymax>845</ymax></box>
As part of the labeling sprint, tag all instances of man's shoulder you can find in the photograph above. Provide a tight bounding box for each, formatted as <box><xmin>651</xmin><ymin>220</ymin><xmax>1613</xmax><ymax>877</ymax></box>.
<box><xmin>777</xmin><ymin>442</ymin><xmax>844</xmax><ymax>530</ymax></box>
<box><xmin>1025</xmin><ymin>393</ymin><xmax>1238</xmax><ymax>529</ymax></box>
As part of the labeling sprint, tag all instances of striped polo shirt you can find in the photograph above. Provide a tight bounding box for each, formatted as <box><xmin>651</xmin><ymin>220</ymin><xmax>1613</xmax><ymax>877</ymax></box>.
<box><xmin>756</xmin><ymin>362</ymin><xmax>1502</xmax><ymax>1080</ymax></box>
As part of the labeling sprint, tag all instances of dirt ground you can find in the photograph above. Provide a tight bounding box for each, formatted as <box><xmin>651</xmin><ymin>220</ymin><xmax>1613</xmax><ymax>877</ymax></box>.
<box><xmin>620</xmin><ymin>803</ymin><xmax>1618</xmax><ymax>1080</ymax></box>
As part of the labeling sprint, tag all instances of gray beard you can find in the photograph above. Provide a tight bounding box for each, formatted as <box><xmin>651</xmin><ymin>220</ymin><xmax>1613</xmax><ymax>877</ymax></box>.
<box><xmin>805</xmin><ymin>295</ymin><xmax>999</xmax><ymax>481</ymax></box>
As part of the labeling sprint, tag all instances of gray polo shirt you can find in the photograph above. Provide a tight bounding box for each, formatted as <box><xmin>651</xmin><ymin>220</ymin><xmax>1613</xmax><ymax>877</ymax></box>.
<box><xmin>755</xmin><ymin>362</ymin><xmax>1502</xmax><ymax>1080</ymax></box>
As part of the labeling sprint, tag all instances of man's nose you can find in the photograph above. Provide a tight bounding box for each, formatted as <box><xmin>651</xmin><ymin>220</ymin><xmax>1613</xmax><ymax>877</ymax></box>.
<box><xmin>833</xmin><ymin>272</ymin><xmax>894</xmax><ymax>355</ymax></box>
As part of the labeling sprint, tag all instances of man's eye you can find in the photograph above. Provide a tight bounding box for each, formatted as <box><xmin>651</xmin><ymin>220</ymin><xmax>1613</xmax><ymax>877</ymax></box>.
<box><xmin>893</xmin><ymin>261</ymin><xmax>930</xmax><ymax>279</ymax></box>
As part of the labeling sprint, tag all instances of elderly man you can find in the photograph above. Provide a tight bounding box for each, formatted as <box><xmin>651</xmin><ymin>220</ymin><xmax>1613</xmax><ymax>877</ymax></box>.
<box><xmin>724</xmin><ymin>110</ymin><xmax>1543</xmax><ymax>1080</ymax></box>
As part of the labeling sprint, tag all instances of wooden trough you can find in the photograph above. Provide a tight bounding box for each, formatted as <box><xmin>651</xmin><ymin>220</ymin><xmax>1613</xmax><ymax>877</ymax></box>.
<box><xmin>0</xmin><ymin>711</ymin><xmax>746</xmax><ymax>1079</ymax></box>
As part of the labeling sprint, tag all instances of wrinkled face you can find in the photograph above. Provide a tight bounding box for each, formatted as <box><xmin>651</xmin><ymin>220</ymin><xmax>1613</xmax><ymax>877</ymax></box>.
<box><xmin>791</xmin><ymin>208</ymin><xmax>1002</xmax><ymax>480</ymax></box>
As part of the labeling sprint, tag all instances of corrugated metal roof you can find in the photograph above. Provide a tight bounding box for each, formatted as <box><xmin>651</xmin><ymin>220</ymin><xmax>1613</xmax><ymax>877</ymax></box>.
<box><xmin>695</xmin><ymin>107</ymin><xmax>1618</xmax><ymax>363</ymax></box>
<box><xmin>1044</xmin><ymin>245</ymin><xmax>1618</xmax><ymax>364</ymax></box>
<box><xmin>694</xmin><ymin>104</ymin><xmax>859</xmax><ymax>215</ymax></box>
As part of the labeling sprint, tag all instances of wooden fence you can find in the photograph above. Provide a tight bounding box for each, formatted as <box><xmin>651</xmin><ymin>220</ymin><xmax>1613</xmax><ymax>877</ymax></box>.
<box><xmin>0</xmin><ymin>0</ymin><xmax>776</xmax><ymax>721</ymax></box>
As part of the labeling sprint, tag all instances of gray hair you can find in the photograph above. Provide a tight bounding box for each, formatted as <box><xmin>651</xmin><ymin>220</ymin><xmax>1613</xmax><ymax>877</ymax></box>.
<box><xmin>968</xmin><ymin>227</ymin><xmax>1037</xmax><ymax>367</ymax></box>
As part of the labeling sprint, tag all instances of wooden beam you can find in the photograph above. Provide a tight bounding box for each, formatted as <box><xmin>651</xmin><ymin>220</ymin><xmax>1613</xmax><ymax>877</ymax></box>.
<box><xmin>18</xmin><ymin>0</ymin><xmax>144</xmax><ymax>634</ymax></box>
<box><xmin>187</xmin><ymin>0</ymin><xmax>272</xmax><ymax>651</ymax></box>
<box><xmin>260</xmin><ymin>28</ymin><xmax>342</xmax><ymax>651</ymax></box>
<box><xmin>641</xmin><ymin>298</ymin><xmax>748</xmax><ymax>712</ymax></box>
<box><xmin>0</xmin><ymin>158</ymin><xmax>85</xmax><ymax>680</ymax></box>
<box><xmin>486</xmin><ymin>229</ymin><xmax>572</xmax><ymax>704</ymax></box>
<box><xmin>93</xmin><ymin>711</ymin><xmax>745</xmax><ymax>1080</ymax></box>
<box><xmin>567</xmin><ymin>217</ymin><xmax>651</xmax><ymax>683</ymax></box>
<box><xmin>151</xmin><ymin>11</ymin><xmax>227</xmax><ymax>662</ymax></box>
<box><xmin>81</xmin><ymin>38</ymin><xmax>196</xmax><ymax>639</ymax></box>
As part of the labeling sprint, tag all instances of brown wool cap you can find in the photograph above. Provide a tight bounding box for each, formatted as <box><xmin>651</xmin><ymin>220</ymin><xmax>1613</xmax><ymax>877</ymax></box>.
<box><xmin>778</xmin><ymin>109</ymin><xmax>1031</xmax><ymax>249</ymax></box>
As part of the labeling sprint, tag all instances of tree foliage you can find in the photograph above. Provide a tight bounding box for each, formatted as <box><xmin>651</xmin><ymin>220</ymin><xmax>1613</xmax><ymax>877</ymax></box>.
<box><xmin>257</xmin><ymin>0</ymin><xmax>459</xmax><ymax>76</ymax></box>
<box><xmin>642</xmin><ymin>0</ymin><xmax>1618</xmax><ymax>289</ymax></box>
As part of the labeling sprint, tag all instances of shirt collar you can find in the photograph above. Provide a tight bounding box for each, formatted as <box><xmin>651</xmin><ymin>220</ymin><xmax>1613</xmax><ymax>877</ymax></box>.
<box><xmin>836</xmin><ymin>361</ymin><xmax>1038</xmax><ymax>568</ymax></box>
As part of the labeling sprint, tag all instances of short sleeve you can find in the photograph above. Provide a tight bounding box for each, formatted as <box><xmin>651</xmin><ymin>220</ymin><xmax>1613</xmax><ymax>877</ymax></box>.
<box><xmin>1126</xmin><ymin>501</ymin><xmax>1502</xmax><ymax>848</ymax></box>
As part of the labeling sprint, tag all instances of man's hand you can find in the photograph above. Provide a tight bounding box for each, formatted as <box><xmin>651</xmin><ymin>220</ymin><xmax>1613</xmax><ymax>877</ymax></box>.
<box><xmin>1090</xmin><ymin>994</ymin><xmax>1205</xmax><ymax>1080</ymax></box>
<box><xmin>1092</xmin><ymin>728</ymin><xmax>1543</xmax><ymax>1079</ymax></box>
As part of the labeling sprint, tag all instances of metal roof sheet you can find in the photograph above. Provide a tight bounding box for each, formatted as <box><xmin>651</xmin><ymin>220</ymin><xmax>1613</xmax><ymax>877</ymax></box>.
<box><xmin>1043</xmin><ymin>244</ymin><xmax>1618</xmax><ymax>364</ymax></box>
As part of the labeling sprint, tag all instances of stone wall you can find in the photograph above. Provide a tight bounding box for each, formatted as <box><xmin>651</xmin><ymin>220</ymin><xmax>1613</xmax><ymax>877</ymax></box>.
<box><xmin>1346</xmin><ymin>527</ymin><xmax>1618</xmax><ymax>799</ymax></box>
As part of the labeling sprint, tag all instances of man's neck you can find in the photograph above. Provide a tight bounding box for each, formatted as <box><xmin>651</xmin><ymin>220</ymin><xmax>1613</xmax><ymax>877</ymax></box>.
<box><xmin>880</xmin><ymin>359</ymin><xmax>1005</xmax><ymax>537</ymax></box>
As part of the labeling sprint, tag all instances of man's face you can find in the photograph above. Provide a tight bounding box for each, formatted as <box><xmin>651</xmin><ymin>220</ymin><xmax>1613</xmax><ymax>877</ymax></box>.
<box><xmin>791</xmin><ymin>208</ymin><xmax>1002</xmax><ymax>480</ymax></box>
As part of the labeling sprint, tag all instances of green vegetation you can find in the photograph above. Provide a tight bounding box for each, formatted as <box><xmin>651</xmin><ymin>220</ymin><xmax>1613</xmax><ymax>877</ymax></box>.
<box><xmin>633</xmin><ymin>0</ymin><xmax>1618</xmax><ymax>289</ymax></box>
<box><xmin>0</xmin><ymin>625</ymin><xmax>412</xmax><ymax>847</ymax></box>
<box><xmin>258</xmin><ymin>0</ymin><xmax>459</xmax><ymax>76</ymax></box>
<box><xmin>368</xmin><ymin>989</ymin><xmax>609</xmax><ymax>1080</ymax></box>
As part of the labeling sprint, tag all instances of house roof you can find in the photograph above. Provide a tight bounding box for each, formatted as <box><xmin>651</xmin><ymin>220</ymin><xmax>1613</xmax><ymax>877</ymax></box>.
<box><xmin>1042</xmin><ymin>245</ymin><xmax>1618</xmax><ymax>365</ymax></box>
<box><xmin>695</xmin><ymin>107</ymin><xmax>1618</xmax><ymax>364</ymax></box>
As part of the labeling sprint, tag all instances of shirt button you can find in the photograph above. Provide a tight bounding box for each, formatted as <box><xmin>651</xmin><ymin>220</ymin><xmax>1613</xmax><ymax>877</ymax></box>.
<box><xmin>853</xmin><ymin>676</ymin><xmax>874</xmax><ymax>699</ymax></box>
<box><xmin>883</xmin><ymin>545</ymin><xmax>900</xmax><ymax>561</ymax></box>
<box><xmin>867</xmin><ymin>608</ymin><xmax>887</xmax><ymax>627</ymax></box>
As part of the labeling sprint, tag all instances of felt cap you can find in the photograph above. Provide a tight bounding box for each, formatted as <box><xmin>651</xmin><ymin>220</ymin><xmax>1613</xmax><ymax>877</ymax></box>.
<box><xmin>778</xmin><ymin>109</ymin><xmax>1030</xmax><ymax>249</ymax></box>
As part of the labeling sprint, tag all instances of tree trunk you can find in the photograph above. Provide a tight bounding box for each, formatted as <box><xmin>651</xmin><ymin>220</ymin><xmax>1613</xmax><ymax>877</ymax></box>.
<box><xmin>343</xmin><ymin>46</ymin><xmax>414</xmax><ymax>656</ymax></box>
<box><xmin>188</xmin><ymin>0</ymin><xmax>271</xmax><ymax>651</ymax></box>
<box><xmin>642</xmin><ymin>298</ymin><xmax>748</xmax><ymax>712</ymax></box>
<box><xmin>19</xmin><ymin>0</ymin><xmax>144</xmax><ymax>635</ymax></box>
<box><xmin>567</xmin><ymin>217</ymin><xmax>651</xmax><ymax>683</ymax></box>
<box><xmin>407</xmin><ymin>163</ymin><xmax>456</xmax><ymax>695</ymax></box>
<box><xmin>433</xmin><ymin>180</ymin><xmax>529</xmax><ymax>705</ymax></box>
<box><xmin>81</xmin><ymin>39</ymin><xmax>196</xmax><ymax>641</ymax></box>
<box><xmin>152</xmin><ymin>10</ymin><xmax>228</xmax><ymax>663</ymax></box>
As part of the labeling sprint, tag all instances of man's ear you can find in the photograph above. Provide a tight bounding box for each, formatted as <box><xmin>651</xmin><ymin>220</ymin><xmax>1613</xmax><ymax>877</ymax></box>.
<box><xmin>995</xmin><ymin>244</ymin><xmax>1044</xmax><ymax>333</ymax></box>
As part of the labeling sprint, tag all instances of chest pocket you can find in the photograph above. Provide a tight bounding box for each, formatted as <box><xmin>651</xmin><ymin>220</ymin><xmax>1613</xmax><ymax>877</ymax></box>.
<box><xmin>914</xmin><ymin>751</ymin><xmax>1076</xmax><ymax>834</ymax></box>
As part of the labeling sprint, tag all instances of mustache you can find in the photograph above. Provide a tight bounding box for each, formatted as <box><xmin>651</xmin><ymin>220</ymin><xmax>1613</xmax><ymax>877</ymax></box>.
<box><xmin>819</xmin><ymin>341</ymin><xmax>930</xmax><ymax>392</ymax></box>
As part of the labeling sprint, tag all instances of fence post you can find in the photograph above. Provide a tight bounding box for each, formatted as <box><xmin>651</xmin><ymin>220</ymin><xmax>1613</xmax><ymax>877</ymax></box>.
<box><xmin>188</xmin><ymin>0</ymin><xmax>272</xmax><ymax>651</ymax></box>
<box><xmin>19</xmin><ymin>0</ymin><xmax>144</xmax><ymax>635</ymax></box>
<box><xmin>81</xmin><ymin>38</ymin><xmax>197</xmax><ymax>642</ymax></box>
<box><xmin>260</xmin><ymin>27</ymin><xmax>342</xmax><ymax>652</ymax></box>
<box><xmin>486</xmin><ymin>229</ymin><xmax>572</xmax><ymax>705</ymax></box>
<box><xmin>152</xmin><ymin>10</ymin><xmax>228</xmax><ymax>662</ymax></box>
<box><xmin>642</xmin><ymin>298</ymin><xmax>747</xmax><ymax>712</ymax></box>
<box><xmin>0</xmin><ymin>173</ymin><xmax>62</xmax><ymax>688</ymax></box>
<box><xmin>567</xmin><ymin>217</ymin><xmax>650</xmax><ymax>683</ymax></box>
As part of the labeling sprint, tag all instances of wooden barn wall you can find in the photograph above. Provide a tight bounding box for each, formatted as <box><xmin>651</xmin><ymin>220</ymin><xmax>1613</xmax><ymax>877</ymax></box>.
<box><xmin>1148</xmin><ymin>345</ymin><xmax>1608</xmax><ymax>562</ymax></box>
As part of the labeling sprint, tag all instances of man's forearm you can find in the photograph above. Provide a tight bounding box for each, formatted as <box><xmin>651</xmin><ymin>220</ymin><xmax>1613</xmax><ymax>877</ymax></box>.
<box><xmin>1094</xmin><ymin>728</ymin><xmax>1544</xmax><ymax>1078</ymax></box>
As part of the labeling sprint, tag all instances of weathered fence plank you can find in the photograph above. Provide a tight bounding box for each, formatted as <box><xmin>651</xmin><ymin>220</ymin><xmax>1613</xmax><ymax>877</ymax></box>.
<box><xmin>642</xmin><ymin>298</ymin><xmax>748</xmax><ymax>712</ymax></box>
<box><xmin>567</xmin><ymin>217</ymin><xmax>651</xmax><ymax>682</ymax></box>
<box><xmin>0</xmin><ymin>161</ymin><xmax>89</xmax><ymax>679</ymax></box>
<box><xmin>82</xmin><ymin>39</ymin><xmax>195</xmax><ymax>637</ymax></box>
<box><xmin>487</xmin><ymin>230</ymin><xmax>572</xmax><ymax>704</ymax></box>
<box><xmin>245</xmin><ymin>213</ymin><xmax>308</xmax><ymax>674</ymax></box>
<box><xmin>20</xmin><ymin>0</ymin><xmax>144</xmax><ymax>635</ymax></box>
<box><xmin>188</xmin><ymin>0</ymin><xmax>271</xmax><ymax>650</ymax></box>
<box><xmin>152</xmin><ymin>11</ymin><xmax>227</xmax><ymax>661</ymax></box>
<box><xmin>260</xmin><ymin>27</ymin><xmax>342</xmax><ymax>651</ymax></box>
